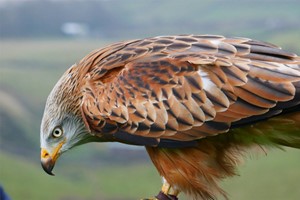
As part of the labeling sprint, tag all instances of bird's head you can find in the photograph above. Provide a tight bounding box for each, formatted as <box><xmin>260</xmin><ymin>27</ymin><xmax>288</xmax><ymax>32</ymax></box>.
<box><xmin>40</xmin><ymin>65</ymin><xmax>96</xmax><ymax>175</ymax></box>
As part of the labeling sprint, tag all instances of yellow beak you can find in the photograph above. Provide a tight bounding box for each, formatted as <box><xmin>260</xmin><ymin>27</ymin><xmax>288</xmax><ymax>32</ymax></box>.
<box><xmin>41</xmin><ymin>140</ymin><xmax>65</xmax><ymax>176</ymax></box>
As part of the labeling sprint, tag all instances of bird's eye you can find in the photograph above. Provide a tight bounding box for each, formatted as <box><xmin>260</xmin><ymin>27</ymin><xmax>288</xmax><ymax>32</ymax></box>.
<box><xmin>52</xmin><ymin>127</ymin><xmax>63</xmax><ymax>138</ymax></box>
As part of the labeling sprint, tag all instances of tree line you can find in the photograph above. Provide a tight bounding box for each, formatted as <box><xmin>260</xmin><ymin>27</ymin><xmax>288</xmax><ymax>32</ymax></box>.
<box><xmin>0</xmin><ymin>0</ymin><xmax>131</xmax><ymax>38</ymax></box>
<box><xmin>1</xmin><ymin>0</ymin><xmax>299</xmax><ymax>44</ymax></box>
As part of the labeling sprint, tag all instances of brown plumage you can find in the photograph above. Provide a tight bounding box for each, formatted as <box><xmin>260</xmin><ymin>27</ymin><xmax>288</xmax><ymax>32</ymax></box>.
<box><xmin>40</xmin><ymin>34</ymin><xmax>300</xmax><ymax>200</ymax></box>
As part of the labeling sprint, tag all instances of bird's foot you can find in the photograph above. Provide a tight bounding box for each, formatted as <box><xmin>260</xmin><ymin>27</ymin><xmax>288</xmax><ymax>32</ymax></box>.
<box><xmin>141</xmin><ymin>191</ymin><xmax>178</xmax><ymax>200</ymax></box>
<box><xmin>142</xmin><ymin>178</ymin><xmax>179</xmax><ymax>200</ymax></box>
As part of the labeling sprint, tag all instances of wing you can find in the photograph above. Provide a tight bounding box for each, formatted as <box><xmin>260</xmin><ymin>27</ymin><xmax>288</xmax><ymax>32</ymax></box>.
<box><xmin>80</xmin><ymin>35</ymin><xmax>300</xmax><ymax>146</ymax></box>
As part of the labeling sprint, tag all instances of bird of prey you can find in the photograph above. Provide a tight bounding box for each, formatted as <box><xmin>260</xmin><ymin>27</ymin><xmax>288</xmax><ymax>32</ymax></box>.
<box><xmin>40</xmin><ymin>34</ymin><xmax>300</xmax><ymax>200</ymax></box>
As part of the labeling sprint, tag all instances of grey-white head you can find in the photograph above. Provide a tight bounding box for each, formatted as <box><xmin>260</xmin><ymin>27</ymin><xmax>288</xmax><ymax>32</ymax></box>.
<box><xmin>40</xmin><ymin>66</ymin><xmax>94</xmax><ymax>175</ymax></box>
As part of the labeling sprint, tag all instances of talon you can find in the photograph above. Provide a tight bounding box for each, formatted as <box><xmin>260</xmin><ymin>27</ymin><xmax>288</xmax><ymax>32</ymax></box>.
<box><xmin>156</xmin><ymin>191</ymin><xmax>179</xmax><ymax>200</ymax></box>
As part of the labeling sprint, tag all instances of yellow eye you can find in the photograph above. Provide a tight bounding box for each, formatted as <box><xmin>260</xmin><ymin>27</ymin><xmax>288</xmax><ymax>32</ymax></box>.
<box><xmin>52</xmin><ymin>127</ymin><xmax>63</xmax><ymax>138</ymax></box>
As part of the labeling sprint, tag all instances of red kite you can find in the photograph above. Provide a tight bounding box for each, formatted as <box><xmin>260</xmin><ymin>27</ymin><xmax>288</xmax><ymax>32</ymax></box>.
<box><xmin>40</xmin><ymin>35</ymin><xmax>300</xmax><ymax>200</ymax></box>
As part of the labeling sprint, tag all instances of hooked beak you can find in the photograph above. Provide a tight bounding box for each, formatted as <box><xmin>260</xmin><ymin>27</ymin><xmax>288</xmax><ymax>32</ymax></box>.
<box><xmin>41</xmin><ymin>152</ymin><xmax>55</xmax><ymax>176</ymax></box>
<box><xmin>41</xmin><ymin>141</ymin><xmax>65</xmax><ymax>176</ymax></box>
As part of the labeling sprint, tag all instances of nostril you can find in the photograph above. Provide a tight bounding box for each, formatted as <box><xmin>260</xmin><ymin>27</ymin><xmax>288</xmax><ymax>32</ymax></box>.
<box><xmin>41</xmin><ymin>149</ymin><xmax>50</xmax><ymax>158</ymax></box>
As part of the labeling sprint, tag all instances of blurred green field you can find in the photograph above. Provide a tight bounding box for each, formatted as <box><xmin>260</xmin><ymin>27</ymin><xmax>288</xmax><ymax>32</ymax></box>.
<box><xmin>1</xmin><ymin>31</ymin><xmax>300</xmax><ymax>200</ymax></box>
<box><xmin>1</xmin><ymin>147</ymin><xmax>300</xmax><ymax>200</ymax></box>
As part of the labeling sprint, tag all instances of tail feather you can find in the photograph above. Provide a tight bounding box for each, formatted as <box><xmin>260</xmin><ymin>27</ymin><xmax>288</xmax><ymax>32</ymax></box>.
<box><xmin>230</xmin><ymin>111</ymin><xmax>300</xmax><ymax>149</ymax></box>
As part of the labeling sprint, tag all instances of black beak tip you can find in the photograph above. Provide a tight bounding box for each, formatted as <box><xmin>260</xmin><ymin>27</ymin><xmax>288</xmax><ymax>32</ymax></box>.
<box><xmin>41</xmin><ymin>160</ymin><xmax>55</xmax><ymax>176</ymax></box>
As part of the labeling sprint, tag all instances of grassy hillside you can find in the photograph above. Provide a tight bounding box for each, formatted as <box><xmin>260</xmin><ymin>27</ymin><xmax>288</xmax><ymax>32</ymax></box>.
<box><xmin>0</xmin><ymin>150</ymin><xmax>161</xmax><ymax>200</ymax></box>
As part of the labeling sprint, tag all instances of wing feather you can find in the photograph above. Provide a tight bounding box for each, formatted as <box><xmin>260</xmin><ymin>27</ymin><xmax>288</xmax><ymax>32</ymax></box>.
<box><xmin>80</xmin><ymin>35</ymin><xmax>300</xmax><ymax>146</ymax></box>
